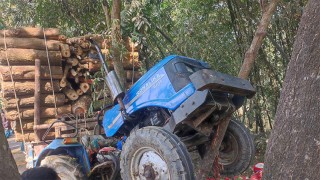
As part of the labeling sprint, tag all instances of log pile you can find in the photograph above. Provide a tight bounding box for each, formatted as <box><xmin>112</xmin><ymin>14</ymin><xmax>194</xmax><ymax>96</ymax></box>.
<box><xmin>0</xmin><ymin>27</ymin><xmax>141</xmax><ymax>142</ymax></box>
<box><xmin>61</xmin><ymin>35</ymin><xmax>141</xmax><ymax>114</ymax></box>
<box><xmin>0</xmin><ymin>27</ymin><xmax>69</xmax><ymax>141</ymax></box>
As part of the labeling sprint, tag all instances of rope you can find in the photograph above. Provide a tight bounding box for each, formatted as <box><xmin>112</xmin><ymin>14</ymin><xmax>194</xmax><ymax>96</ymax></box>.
<box><xmin>43</xmin><ymin>28</ymin><xmax>58</xmax><ymax>115</ymax></box>
<box><xmin>3</xmin><ymin>30</ymin><xmax>26</xmax><ymax>150</ymax></box>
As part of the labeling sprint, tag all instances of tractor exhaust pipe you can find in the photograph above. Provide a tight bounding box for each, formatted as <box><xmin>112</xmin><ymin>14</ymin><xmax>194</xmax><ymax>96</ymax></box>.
<box><xmin>89</xmin><ymin>39</ymin><xmax>125</xmax><ymax>110</ymax></box>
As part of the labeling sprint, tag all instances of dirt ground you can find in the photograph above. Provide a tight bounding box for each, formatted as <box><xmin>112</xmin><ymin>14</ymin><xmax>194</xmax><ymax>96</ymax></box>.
<box><xmin>8</xmin><ymin>136</ymin><xmax>27</xmax><ymax>174</ymax></box>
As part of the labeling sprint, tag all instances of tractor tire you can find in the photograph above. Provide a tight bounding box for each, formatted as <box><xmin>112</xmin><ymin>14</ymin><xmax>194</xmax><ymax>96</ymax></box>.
<box><xmin>40</xmin><ymin>155</ymin><xmax>86</xmax><ymax>180</ymax></box>
<box><xmin>219</xmin><ymin>119</ymin><xmax>255</xmax><ymax>176</ymax></box>
<box><xmin>120</xmin><ymin>126</ymin><xmax>195</xmax><ymax>180</ymax></box>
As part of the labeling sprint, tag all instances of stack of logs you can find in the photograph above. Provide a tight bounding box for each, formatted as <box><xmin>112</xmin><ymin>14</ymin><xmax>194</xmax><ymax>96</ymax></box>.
<box><xmin>0</xmin><ymin>27</ymin><xmax>141</xmax><ymax>142</ymax></box>
<box><xmin>60</xmin><ymin>35</ymin><xmax>141</xmax><ymax>115</ymax></box>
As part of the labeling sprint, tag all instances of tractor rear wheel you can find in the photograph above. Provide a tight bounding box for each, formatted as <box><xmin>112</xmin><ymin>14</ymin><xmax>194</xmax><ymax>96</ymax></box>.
<box><xmin>218</xmin><ymin>119</ymin><xmax>255</xmax><ymax>176</ymax></box>
<box><xmin>120</xmin><ymin>126</ymin><xmax>195</xmax><ymax>180</ymax></box>
<box><xmin>40</xmin><ymin>155</ymin><xmax>86</xmax><ymax>180</ymax></box>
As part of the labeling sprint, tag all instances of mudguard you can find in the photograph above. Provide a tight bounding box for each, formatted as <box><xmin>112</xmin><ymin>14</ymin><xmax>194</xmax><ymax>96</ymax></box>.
<box><xmin>35</xmin><ymin>138</ymin><xmax>91</xmax><ymax>175</ymax></box>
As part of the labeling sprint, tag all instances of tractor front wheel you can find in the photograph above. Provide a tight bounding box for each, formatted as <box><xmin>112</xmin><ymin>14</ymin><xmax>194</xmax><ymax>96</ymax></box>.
<box><xmin>120</xmin><ymin>126</ymin><xmax>195</xmax><ymax>180</ymax></box>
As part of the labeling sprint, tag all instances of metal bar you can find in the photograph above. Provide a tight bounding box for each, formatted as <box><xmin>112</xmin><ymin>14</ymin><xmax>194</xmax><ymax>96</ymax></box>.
<box><xmin>33</xmin><ymin>117</ymin><xmax>98</xmax><ymax>130</ymax></box>
<box><xmin>34</xmin><ymin>59</ymin><xmax>41</xmax><ymax>142</ymax></box>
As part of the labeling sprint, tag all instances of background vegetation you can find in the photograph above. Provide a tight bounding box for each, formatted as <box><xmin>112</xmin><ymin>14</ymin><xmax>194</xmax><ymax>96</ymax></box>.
<box><xmin>0</xmin><ymin>0</ymin><xmax>307</xmax><ymax>147</ymax></box>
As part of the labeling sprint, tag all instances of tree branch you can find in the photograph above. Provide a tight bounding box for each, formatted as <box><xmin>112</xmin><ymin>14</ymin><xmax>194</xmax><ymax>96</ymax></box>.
<box><xmin>102</xmin><ymin>0</ymin><xmax>111</xmax><ymax>29</ymax></box>
<box><xmin>238</xmin><ymin>0</ymin><xmax>280</xmax><ymax>79</ymax></box>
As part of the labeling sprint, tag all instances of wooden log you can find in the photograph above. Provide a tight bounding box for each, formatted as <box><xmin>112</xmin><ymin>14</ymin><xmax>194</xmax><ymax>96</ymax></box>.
<box><xmin>15</xmin><ymin>130</ymin><xmax>55</xmax><ymax>142</ymax></box>
<box><xmin>70</xmin><ymin>68</ymin><xmax>77</xmax><ymax>76</ymax></box>
<box><xmin>124</xmin><ymin>37</ymin><xmax>140</xmax><ymax>51</ymax></box>
<box><xmin>66</xmin><ymin>58</ymin><xmax>79</xmax><ymax>66</ymax></box>
<box><xmin>74</xmin><ymin>76</ymin><xmax>79</xmax><ymax>84</ymax></box>
<box><xmin>59</xmin><ymin>44</ymin><xmax>71</xmax><ymax>58</ymax></box>
<box><xmin>71</xmin><ymin>95</ymin><xmax>92</xmax><ymax>115</ymax></box>
<box><xmin>86</xmin><ymin>60</ymin><xmax>141</xmax><ymax>73</ymax></box>
<box><xmin>58</xmin><ymin>35</ymin><xmax>67</xmax><ymax>43</ymax></box>
<box><xmin>5</xmin><ymin>105</ymin><xmax>72</xmax><ymax>121</ymax></box>
<box><xmin>0</xmin><ymin>37</ymin><xmax>61</xmax><ymax>50</ymax></box>
<box><xmin>63</xmin><ymin>87</ymin><xmax>79</xmax><ymax>101</ymax></box>
<box><xmin>80</xmin><ymin>82</ymin><xmax>90</xmax><ymax>93</ymax></box>
<box><xmin>124</xmin><ymin>52</ymin><xmax>139</xmax><ymax>62</ymax></box>
<box><xmin>70</xmin><ymin>44</ymin><xmax>83</xmax><ymax>56</ymax></box>
<box><xmin>66</xmin><ymin>35</ymin><xmax>104</xmax><ymax>45</ymax></box>
<box><xmin>60</xmin><ymin>65</ymin><xmax>70</xmax><ymax>88</ymax></box>
<box><xmin>2</xmin><ymin>94</ymin><xmax>66</xmax><ymax>109</ymax></box>
<box><xmin>76</xmin><ymin>89</ymin><xmax>84</xmax><ymax>96</ymax></box>
<box><xmin>79</xmin><ymin>57</ymin><xmax>100</xmax><ymax>64</ymax></box>
<box><xmin>0</xmin><ymin>48</ymin><xmax>62</xmax><ymax>66</ymax></box>
<box><xmin>34</xmin><ymin>59</ymin><xmax>41</xmax><ymax>142</ymax></box>
<box><xmin>0</xmin><ymin>66</ymin><xmax>63</xmax><ymax>81</ymax></box>
<box><xmin>0</xmin><ymin>27</ymin><xmax>60</xmax><ymax>39</ymax></box>
<box><xmin>16</xmin><ymin>118</ymin><xmax>56</xmax><ymax>131</ymax></box>
<box><xmin>2</xmin><ymin>80</ymin><xmax>60</xmax><ymax>97</ymax></box>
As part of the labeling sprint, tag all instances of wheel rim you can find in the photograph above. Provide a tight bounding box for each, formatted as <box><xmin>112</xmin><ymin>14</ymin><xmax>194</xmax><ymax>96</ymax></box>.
<box><xmin>219</xmin><ymin>132</ymin><xmax>239</xmax><ymax>166</ymax></box>
<box><xmin>131</xmin><ymin>147</ymin><xmax>170</xmax><ymax>180</ymax></box>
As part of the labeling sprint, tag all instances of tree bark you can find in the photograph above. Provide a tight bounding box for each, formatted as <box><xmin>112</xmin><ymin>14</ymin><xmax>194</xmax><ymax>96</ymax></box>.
<box><xmin>15</xmin><ymin>130</ymin><xmax>55</xmax><ymax>142</ymax></box>
<box><xmin>2</xmin><ymin>94</ymin><xmax>66</xmax><ymax>109</ymax></box>
<box><xmin>0</xmin><ymin>48</ymin><xmax>62</xmax><ymax>66</ymax></box>
<box><xmin>0</xmin><ymin>27</ymin><xmax>60</xmax><ymax>39</ymax></box>
<box><xmin>102</xmin><ymin>0</ymin><xmax>111</xmax><ymax>29</ymax></box>
<box><xmin>0</xmin><ymin>124</ymin><xmax>20</xmax><ymax>179</ymax></box>
<box><xmin>71</xmin><ymin>95</ymin><xmax>92</xmax><ymax>114</ymax></box>
<box><xmin>63</xmin><ymin>87</ymin><xmax>79</xmax><ymax>101</ymax></box>
<box><xmin>0</xmin><ymin>37</ymin><xmax>61</xmax><ymax>50</ymax></box>
<box><xmin>263</xmin><ymin>0</ymin><xmax>320</xmax><ymax>179</ymax></box>
<box><xmin>86</xmin><ymin>60</ymin><xmax>141</xmax><ymax>73</ymax></box>
<box><xmin>5</xmin><ymin>105</ymin><xmax>72</xmax><ymax>121</ymax></box>
<box><xmin>1</xmin><ymin>80</ymin><xmax>60</xmax><ymax>97</ymax></box>
<box><xmin>111</xmin><ymin>0</ymin><xmax>126</xmax><ymax>88</ymax></box>
<box><xmin>16</xmin><ymin>118</ymin><xmax>56</xmax><ymax>131</ymax></box>
<box><xmin>0</xmin><ymin>66</ymin><xmax>63</xmax><ymax>81</ymax></box>
<box><xmin>238</xmin><ymin>0</ymin><xmax>280</xmax><ymax>79</ymax></box>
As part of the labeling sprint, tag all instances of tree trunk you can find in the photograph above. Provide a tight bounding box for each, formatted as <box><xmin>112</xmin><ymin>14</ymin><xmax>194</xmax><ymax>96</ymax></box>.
<box><xmin>111</xmin><ymin>0</ymin><xmax>126</xmax><ymax>88</ymax></box>
<box><xmin>5</xmin><ymin>105</ymin><xmax>72</xmax><ymax>121</ymax></box>
<box><xmin>0</xmin><ymin>37</ymin><xmax>61</xmax><ymax>50</ymax></box>
<box><xmin>1</xmin><ymin>80</ymin><xmax>60</xmax><ymax>97</ymax></box>
<box><xmin>0</xmin><ymin>27</ymin><xmax>60</xmax><ymax>39</ymax></box>
<box><xmin>0</xmin><ymin>48</ymin><xmax>62</xmax><ymax>66</ymax></box>
<box><xmin>0</xmin><ymin>124</ymin><xmax>20</xmax><ymax>179</ymax></box>
<box><xmin>263</xmin><ymin>0</ymin><xmax>320</xmax><ymax>179</ymax></box>
<box><xmin>198</xmin><ymin>0</ymin><xmax>280</xmax><ymax>178</ymax></box>
<box><xmin>238</xmin><ymin>0</ymin><xmax>280</xmax><ymax>79</ymax></box>
<box><xmin>0</xmin><ymin>66</ymin><xmax>63</xmax><ymax>81</ymax></box>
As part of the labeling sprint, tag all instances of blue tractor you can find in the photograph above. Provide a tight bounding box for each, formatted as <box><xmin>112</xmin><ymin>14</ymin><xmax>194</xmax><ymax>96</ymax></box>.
<box><xmin>36</xmin><ymin>39</ymin><xmax>255</xmax><ymax>179</ymax></box>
